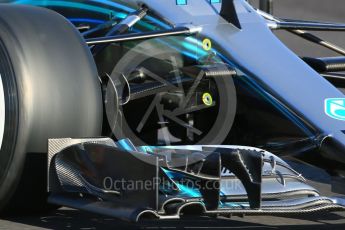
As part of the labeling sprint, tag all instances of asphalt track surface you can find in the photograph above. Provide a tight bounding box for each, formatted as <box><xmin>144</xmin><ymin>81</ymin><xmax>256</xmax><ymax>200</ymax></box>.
<box><xmin>1</xmin><ymin>0</ymin><xmax>345</xmax><ymax>229</ymax></box>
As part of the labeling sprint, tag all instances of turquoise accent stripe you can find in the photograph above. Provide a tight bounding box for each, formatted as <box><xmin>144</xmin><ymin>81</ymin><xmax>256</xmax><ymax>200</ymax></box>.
<box><xmin>13</xmin><ymin>0</ymin><xmax>314</xmax><ymax>139</ymax></box>
<box><xmin>90</xmin><ymin>0</ymin><xmax>170</xmax><ymax>29</ymax></box>
<box><xmin>117</xmin><ymin>139</ymin><xmax>136</xmax><ymax>151</ymax></box>
<box><xmin>161</xmin><ymin>168</ymin><xmax>201</xmax><ymax>197</ymax></box>
<box><xmin>69</xmin><ymin>18</ymin><xmax>106</xmax><ymax>24</ymax></box>
<box><xmin>14</xmin><ymin>0</ymin><xmax>122</xmax><ymax>16</ymax></box>
<box><xmin>90</xmin><ymin>0</ymin><xmax>134</xmax><ymax>12</ymax></box>
<box><xmin>14</xmin><ymin>0</ymin><xmax>169</xmax><ymax>30</ymax></box>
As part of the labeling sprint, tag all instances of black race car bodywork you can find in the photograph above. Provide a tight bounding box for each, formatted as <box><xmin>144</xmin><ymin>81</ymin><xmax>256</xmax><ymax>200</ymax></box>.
<box><xmin>1</xmin><ymin>0</ymin><xmax>345</xmax><ymax>222</ymax></box>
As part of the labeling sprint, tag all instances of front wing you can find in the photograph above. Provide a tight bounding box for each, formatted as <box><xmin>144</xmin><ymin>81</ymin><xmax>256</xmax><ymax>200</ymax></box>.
<box><xmin>47</xmin><ymin>138</ymin><xmax>345</xmax><ymax>222</ymax></box>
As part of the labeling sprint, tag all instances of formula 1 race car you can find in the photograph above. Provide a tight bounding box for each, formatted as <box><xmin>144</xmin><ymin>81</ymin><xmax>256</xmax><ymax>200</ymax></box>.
<box><xmin>1</xmin><ymin>0</ymin><xmax>345</xmax><ymax>222</ymax></box>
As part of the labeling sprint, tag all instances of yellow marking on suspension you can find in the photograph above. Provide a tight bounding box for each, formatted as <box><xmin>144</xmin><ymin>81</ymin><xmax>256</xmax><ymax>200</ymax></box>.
<box><xmin>202</xmin><ymin>38</ymin><xmax>212</xmax><ymax>51</ymax></box>
<box><xmin>202</xmin><ymin>92</ymin><xmax>213</xmax><ymax>106</ymax></box>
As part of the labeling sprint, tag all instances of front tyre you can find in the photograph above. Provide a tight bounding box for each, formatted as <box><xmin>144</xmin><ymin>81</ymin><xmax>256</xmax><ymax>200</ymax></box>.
<box><xmin>0</xmin><ymin>5</ymin><xmax>103</xmax><ymax>213</ymax></box>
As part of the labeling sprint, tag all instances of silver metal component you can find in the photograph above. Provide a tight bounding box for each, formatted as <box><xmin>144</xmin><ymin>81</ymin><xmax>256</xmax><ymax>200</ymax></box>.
<box><xmin>256</xmin><ymin>9</ymin><xmax>280</xmax><ymax>22</ymax></box>
<box><xmin>257</xmin><ymin>8</ymin><xmax>345</xmax><ymax>55</ymax></box>
<box><xmin>122</xmin><ymin>15</ymin><xmax>141</xmax><ymax>28</ymax></box>
<box><xmin>259</xmin><ymin>9</ymin><xmax>345</xmax><ymax>31</ymax></box>
<box><xmin>269</xmin><ymin>155</ymin><xmax>276</xmax><ymax>173</ymax></box>
<box><xmin>49</xmin><ymin>193</ymin><xmax>345</xmax><ymax>221</ymax></box>
<box><xmin>86</xmin><ymin>27</ymin><xmax>201</xmax><ymax>46</ymax></box>
<box><xmin>290</xmin><ymin>30</ymin><xmax>345</xmax><ymax>56</ymax></box>
<box><xmin>90</xmin><ymin>7</ymin><xmax>148</xmax><ymax>55</ymax></box>
<box><xmin>330</xmin><ymin>197</ymin><xmax>345</xmax><ymax>207</ymax></box>
<box><xmin>266</xmin><ymin>21</ymin><xmax>278</xmax><ymax>29</ymax></box>
<box><xmin>82</xmin><ymin>18</ymin><xmax>118</xmax><ymax>37</ymax></box>
<box><xmin>274</xmin><ymin>21</ymin><xmax>345</xmax><ymax>31</ymax></box>
<box><xmin>176</xmin><ymin>24</ymin><xmax>203</xmax><ymax>34</ymax></box>
<box><xmin>76</xmin><ymin>25</ymin><xmax>91</xmax><ymax>31</ymax></box>
<box><xmin>276</xmin><ymin>171</ymin><xmax>286</xmax><ymax>187</ymax></box>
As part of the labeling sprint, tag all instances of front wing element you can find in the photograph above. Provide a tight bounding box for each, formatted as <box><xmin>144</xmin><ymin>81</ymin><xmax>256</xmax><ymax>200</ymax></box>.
<box><xmin>47</xmin><ymin>138</ymin><xmax>345</xmax><ymax>222</ymax></box>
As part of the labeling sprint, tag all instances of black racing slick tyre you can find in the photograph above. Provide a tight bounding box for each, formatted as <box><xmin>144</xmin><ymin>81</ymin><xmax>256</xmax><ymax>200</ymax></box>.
<box><xmin>0</xmin><ymin>5</ymin><xmax>102</xmax><ymax>213</ymax></box>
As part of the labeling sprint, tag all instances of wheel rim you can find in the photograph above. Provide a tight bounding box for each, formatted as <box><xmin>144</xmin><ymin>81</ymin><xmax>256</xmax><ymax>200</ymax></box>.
<box><xmin>0</xmin><ymin>75</ymin><xmax>4</xmax><ymax>150</ymax></box>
